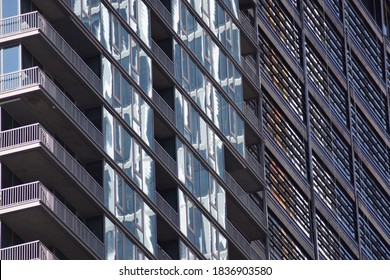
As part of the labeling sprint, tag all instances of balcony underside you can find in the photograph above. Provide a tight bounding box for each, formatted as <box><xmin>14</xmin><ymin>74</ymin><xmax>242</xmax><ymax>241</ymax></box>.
<box><xmin>0</xmin><ymin>87</ymin><xmax>100</xmax><ymax>162</ymax></box>
<box><xmin>0</xmin><ymin>202</ymin><xmax>97</xmax><ymax>259</ymax></box>
<box><xmin>0</xmin><ymin>30</ymin><xmax>100</xmax><ymax>108</ymax></box>
<box><xmin>0</xmin><ymin>145</ymin><xmax>100</xmax><ymax>218</ymax></box>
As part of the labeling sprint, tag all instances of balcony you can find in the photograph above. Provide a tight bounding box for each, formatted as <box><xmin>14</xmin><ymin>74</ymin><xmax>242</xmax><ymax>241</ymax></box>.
<box><xmin>0</xmin><ymin>124</ymin><xmax>103</xmax><ymax>217</ymax></box>
<box><xmin>0</xmin><ymin>182</ymin><xmax>104</xmax><ymax>259</ymax></box>
<box><xmin>0</xmin><ymin>11</ymin><xmax>102</xmax><ymax>108</ymax></box>
<box><xmin>226</xmin><ymin>220</ymin><xmax>265</xmax><ymax>259</ymax></box>
<box><xmin>0</xmin><ymin>240</ymin><xmax>57</xmax><ymax>260</ymax></box>
<box><xmin>224</xmin><ymin>171</ymin><xmax>266</xmax><ymax>240</ymax></box>
<box><xmin>0</xmin><ymin>67</ymin><xmax>103</xmax><ymax>161</ymax></box>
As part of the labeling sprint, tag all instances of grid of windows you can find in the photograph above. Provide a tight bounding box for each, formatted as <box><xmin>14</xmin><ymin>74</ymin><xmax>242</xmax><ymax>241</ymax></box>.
<box><xmin>359</xmin><ymin>213</ymin><xmax>390</xmax><ymax>260</ymax></box>
<box><xmin>269</xmin><ymin>214</ymin><xmax>310</xmax><ymax>260</ymax></box>
<box><xmin>173</xmin><ymin>47</ymin><xmax>245</xmax><ymax>156</ymax></box>
<box><xmin>260</xmin><ymin>34</ymin><xmax>304</xmax><ymax>121</ymax></box>
<box><xmin>178</xmin><ymin>190</ymin><xmax>228</xmax><ymax>259</ymax></box>
<box><xmin>179</xmin><ymin>0</ymin><xmax>241</xmax><ymax>61</ymax></box>
<box><xmin>263</xmin><ymin>95</ymin><xmax>307</xmax><ymax>178</ymax></box>
<box><xmin>177</xmin><ymin>140</ymin><xmax>226</xmax><ymax>227</ymax></box>
<box><xmin>352</xmin><ymin>106</ymin><xmax>390</xmax><ymax>182</ymax></box>
<box><xmin>316</xmin><ymin>213</ymin><xmax>356</xmax><ymax>260</ymax></box>
<box><xmin>265</xmin><ymin>153</ymin><xmax>311</xmax><ymax>238</ymax></box>
<box><xmin>105</xmin><ymin>217</ymin><xmax>148</xmax><ymax>260</ymax></box>
<box><xmin>259</xmin><ymin>0</ymin><xmax>301</xmax><ymax>63</ymax></box>
<box><xmin>355</xmin><ymin>161</ymin><xmax>390</xmax><ymax>230</ymax></box>
<box><xmin>304</xmin><ymin>0</ymin><xmax>344</xmax><ymax>72</ymax></box>
<box><xmin>102</xmin><ymin>57</ymin><xmax>153</xmax><ymax>145</ymax></box>
<box><xmin>73</xmin><ymin>1</ymin><xmax>153</xmax><ymax>96</ymax></box>
<box><xmin>312</xmin><ymin>155</ymin><xmax>356</xmax><ymax>237</ymax></box>
<box><xmin>310</xmin><ymin>100</ymin><xmax>351</xmax><ymax>181</ymax></box>
<box><xmin>103</xmin><ymin>110</ymin><xmax>155</xmax><ymax>198</ymax></box>
<box><xmin>346</xmin><ymin>0</ymin><xmax>384</xmax><ymax>79</ymax></box>
<box><xmin>104</xmin><ymin>163</ymin><xmax>156</xmax><ymax>254</ymax></box>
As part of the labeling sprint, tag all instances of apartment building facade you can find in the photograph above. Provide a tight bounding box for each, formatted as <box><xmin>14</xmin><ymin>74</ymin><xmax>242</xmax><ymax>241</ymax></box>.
<box><xmin>0</xmin><ymin>0</ymin><xmax>388</xmax><ymax>260</ymax></box>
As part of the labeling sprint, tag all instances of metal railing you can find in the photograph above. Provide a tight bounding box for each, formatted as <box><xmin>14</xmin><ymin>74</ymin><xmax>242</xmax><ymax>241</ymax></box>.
<box><xmin>152</xmin><ymin>89</ymin><xmax>175</xmax><ymax>125</ymax></box>
<box><xmin>0</xmin><ymin>66</ymin><xmax>41</xmax><ymax>93</ymax></box>
<box><xmin>0</xmin><ymin>240</ymin><xmax>57</xmax><ymax>260</ymax></box>
<box><xmin>224</xmin><ymin>171</ymin><xmax>266</xmax><ymax>227</ymax></box>
<box><xmin>239</xmin><ymin>12</ymin><xmax>257</xmax><ymax>44</ymax></box>
<box><xmin>0</xmin><ymin>67</ymin><xmax>103</xmax><ymax>147</ymax></box>
<box><xmin>151</xmin><ymin>39</ymin><xmax>175</xmax><ymax>75</ymax></box>
<box><xmin>154</xmin><ymin>139</ymin><xmax>178</xmax><ymax>176</ymax></box>
<box><xmin>241</xmin><ymin>56</ymin><xmax>261</xmax><ymax>89</ymax></box>
<box><xmin>0</xmin><ymin>182</ymin><xmax>104</xmax><ymax>258</ymax></box>
<box><xmin>245</xmin><ymin>148</ymin><xmax>264</xmax><ymax>180</ymax></box>
<box><xmin>157</xmin><ymin>244</ymin><xmax>172</xmax><ymax>260</ymax></box>
<box><xmin>0</xmin><ymin>11</ymin><xmax>38</xmax><ymax>37</ymax></box>
<box><xmin>149</xmin><ymin>0</ymin><xmax>172</xmax><ymax>27</ymax></box>
<box><xmin>226</xmin><ymin>220</ymin><xmax>265</xmax><ymax>259</ymax></box>
<box><xmin>243</xmin><ymin>103</ymin><xmax>262</xmax><ymax>136</ymax></box>
<box><xmin>155</xmin><ymin>192</ymin><xmax>179</xmax><ymax>227</ymax></box>
<box><xmin>0</xmin><ymin>124</ymin><xmax>104</xmax><ymax>203</ymax></box>
<box><xmin>0</xmin><ymin>11</ymin><xmax>101</xmax><ymax>94</ymax></box>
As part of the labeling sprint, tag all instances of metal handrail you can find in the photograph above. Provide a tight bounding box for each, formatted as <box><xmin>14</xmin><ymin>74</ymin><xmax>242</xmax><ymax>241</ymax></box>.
<box><xmin>224</xmin><ymin>171</ymin><xmax>266</xmax><ymax>227</ymax></box>
<box><xmin>0</xmin><ymin>11</ymin><xmax>101</xmax><ymax>94</ymax></box>
<box><xmin>149</xmin><ymin>0</ymin><xmax>172</xmax><ymax>27</ymax></box>
<box><xmin>151</xmin><ymin>39</ymin><xmax>174</xmax><ymax>75</ymax></box>
<box><xmin>0</xmin><ymin>67</ymin><xmax>103</xmax><ymax>147</ymax></box>
<box><xmin>241</xmin><ymin>56</ymin><xmax>260</xmax><ymax>88</ymax></box>
<box><xmin>243</xmin><ymin>103</ymin><xmax>262</xmax><ymax>136</ymax></box>
<box><xmin>157</xmin><ymin>244</ymin><xmax>172</xmax><ymax>260</ymax></box>
<box><xmin>152</xmin><ymin>89</ymin><xmax>175</xmax><ymax>125</ymax></box>
<box><xmin>0</xmin><ymin>182</ymin><xmax>104</xmax><ymax>258</ymax></box>
<box><xmin>155</xmin><ymin>192</ymin><xmax>179</xmax><ymax>227</ymax></box>
<box><xmin>239</xmin><ymin>12</ymin><xmax>257</xmax><ymax>43</ymax></box>
<box><xmin>154</xmin><ymin>139</ymin><xmax>177</xmax><ymax>176</ymax></box>
<box><xmin>226</xmin><ymin>219</ymin><xmax>265</xmax><ymax>259</ymax></box>
<box><xmin>0</xmin><ymin>124</ymin><xmax>104</xmax><ymax>202</ymax></box>
<box><xmin>0</xmin><ymin>66</ymin><xmax>40</xmax><ymax>93</ymax></box>
<box><xmin>0</xmin><ymin>240</ymin><xmax>57</xmax><ymax>260</ymax></box>
<box><xmin>245</xmin><ymin>147</ymin><xmax>263</xmax><ymax>179</ymax></box>
<box><xmin>0</xmin><ymin>11</ymin><xmax>39</xmax><ymax>37</ymax></box>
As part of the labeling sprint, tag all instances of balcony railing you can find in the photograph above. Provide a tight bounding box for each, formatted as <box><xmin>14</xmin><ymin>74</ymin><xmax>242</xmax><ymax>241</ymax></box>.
<box><xmin>152</xmin><ymin>89</ymin><xmax>175</xmax><ymax>125</ymax></box>
<box><xmin>245</xmin><ymin>148</ymin><xmax>264</xmax><ymax>180</ymax></box>
<box><xmin>0</xmin><ymin>124</ymin><xmax>104</xmax><ymax>203</ymax></box>
<box><xmin>243</xmin><ymin>103</ymin><xmax>262</xmax><ymax>136</ymax></box>
<box><xmin>0</xmin><ymin>11</ymin><xmax>102</xmax><ymax>94</ymax></box>
<box><xmin>0</xmin><ymin>67</ymin><xmax>103</xmax><ymax>147</ymax></box>
<box><xmin>226</xmin><ymin>220</ymin><xmax>265</xmax><ymax>259</ymax></box>
<box><xmin>0</xmin><ymin>182</ymin><xmax>104</xmax><ymax>258</ymax></box>
<box><xmin>0</xmin><ymin>11</ymin><xmax>38</xmax><ymax>37</ymax></box>
<box><xmin>224</xmin><ymin>171</ymin><xmax>266</xmax><ymax>227</ymax></box>
<box><xmin>0</xmin><ymin>240</ymin><xmax>57</xmax><ymax>260</ymax></box>
<box><xmin>157</xmin><ymin>244</ymin><xmax>172</xmax><ymax>260</ymax></box>
<box><xmin>151</xmin><ymin>39</ymin><xmax>174</xmax><ymax>75</ymax></box>
<box><xmin>239</xmin><ymin>11</ymin><xmax>258</xmax><ymax>46</ymax></box>
<box><xmin>155</xmin><ymin>192</ymin><xmax>179</xmax><ymax>227</ymax></box>
<box><xmin>149</xmin><ymin>0</ymin><xmax>172</xmax><ymax>27</ymax></box>
<box><xmin>154</xmin><ymin>139</ymin><xmax>178</xmax><ymax>176</ymax></box>
<box><xmin>241</xmin><ymin>56</ymin><xmax>261</xmax><ymax>89</ymax></box>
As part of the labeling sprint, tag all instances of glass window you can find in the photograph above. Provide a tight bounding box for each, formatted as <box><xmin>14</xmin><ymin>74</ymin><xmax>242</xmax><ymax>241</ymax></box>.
<box><xmin>2</xmin><ymin>45</ymin><xmax>20</xmax><ymax>74</ymax></box>
<box><xmin>1</xmin><ymin>0</ymin><xmax>19</xmax><ymax>18</ymax></box>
